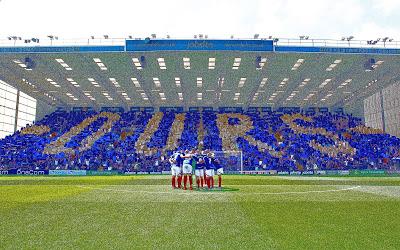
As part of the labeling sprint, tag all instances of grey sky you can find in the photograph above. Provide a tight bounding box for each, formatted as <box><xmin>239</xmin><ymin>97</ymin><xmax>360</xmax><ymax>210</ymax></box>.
<box><xmin>0</xmin><ymin>0</ymin><xmax>399</xmax><ymax>40</ymax></box>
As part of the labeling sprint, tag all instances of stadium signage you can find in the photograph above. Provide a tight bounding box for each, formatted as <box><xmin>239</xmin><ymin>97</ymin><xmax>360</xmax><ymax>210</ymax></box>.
<box><xmin>124</xmin><ymin>171</ymin><xmax>137</xmax><ymax>175</ymax></box>
<box><xmin>49</xmin><ymin>170</ymin><xmax>87</xmax><ymax>176</ymax></box>
<box><xmin>242</xmin><ymin>170</ymin><xmax>277</xmax><ymax>175</ymax></box>
<box><xmin>289</xmin><ymin>171</ymin><xmax>302</xmax><ymax>175</ymax></box>
<box><xmin>301</xmin><ymin>171</ymin><xmax>314</xmax><ymax>175</ymax></box>
<box><xmin>126</xmin><ymin>39</ymin><xmax>274</xmax><ymax>52</ymax></box>
<box><xmin>350</xmin><ymin>170</ymin><xmax>386</xmax><ymax>176</ymax></box>
<box><xmin>0</xmin><ymin>46</ymin><xmax>124</xmax><ymax>53</ymax></box>
<box><xmin>0</xmin><ymin>170</ymin><xmax>9</xmax><ymax>175</ymax></box>
<box><xmin>86</xmin><ymin>170</ymin><xmax>120</xmax><ymax>176</ymax></box>
<box><xmin>276</xmin><ymin>46</ymin><xmax>400</xmax><ymax>55</ymax></box>
<box><xmin>150</xmin><ymin>172</ymin><xmax>162</xmax><ymax>175</ymax></box>
<box><xmin>16</xmin><ymin>169</ymin><xmax>47</xmax><ymax>175</ymax></box>
<box><xmin>0</xmin><ymin>169</ymin><xmax>48</xmax><ymax>175</ymax></box>
<box><xmin>277</xmin><ymin>171</ymin><xmax>289</xmax><ymax>175</ymax></box>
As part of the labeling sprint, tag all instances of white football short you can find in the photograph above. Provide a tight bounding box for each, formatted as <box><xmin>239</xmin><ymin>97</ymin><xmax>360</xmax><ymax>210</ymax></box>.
<box><xmin>205</xmin><ymin>169</ymin><xmax>215</xmax><ymax>177</ymax></box>
<box><xmin>171</xmin><ymin>166</ymin><xmax>181</xmax><ymax>176</ymax></box>
<box><xmin>182</xmin><ymin>164</ymin><xmax>193</xmax><ymax>174</ymax></box>
<box><xmin>217</xmin><ymin>168</ymin><xmax>224</xmax><ymax>175</ymax></box>
<box><xmin>195</xmin><ymin>169</ymin><xmax>204</xmax><ymax>177</ymax></box>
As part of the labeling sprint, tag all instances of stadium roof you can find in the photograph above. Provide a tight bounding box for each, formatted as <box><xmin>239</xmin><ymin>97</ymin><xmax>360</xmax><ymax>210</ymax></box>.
<box><xmin>0</xmin><ymin>38</ymin><xmax>399</xmax><ymax>115</ymax></box>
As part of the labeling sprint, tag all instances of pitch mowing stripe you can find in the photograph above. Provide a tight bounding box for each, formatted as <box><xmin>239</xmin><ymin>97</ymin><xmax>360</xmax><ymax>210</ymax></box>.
<box><xmin>76</xmin><ymin>185</ymin><xmax>361</xmax><ymax>195</ymax></box>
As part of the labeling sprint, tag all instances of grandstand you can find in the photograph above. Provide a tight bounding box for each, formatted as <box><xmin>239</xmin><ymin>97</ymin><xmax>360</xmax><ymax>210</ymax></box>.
<box><xmin>0</xmin><ymin>37</ymin><xmax>399</xmax><ymax>174</ymax></box>
<box><xmin>1</xmin><ymin>36</ymin><xmax>400</xmax><ymax>249</ymax></box>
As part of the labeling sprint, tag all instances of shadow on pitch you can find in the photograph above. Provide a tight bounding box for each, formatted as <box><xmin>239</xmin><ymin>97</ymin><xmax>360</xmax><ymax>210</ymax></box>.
<box><xmin>194</xmin><ymin>187</ymin><xmax>239</xmax><ymax>192</ymax></box>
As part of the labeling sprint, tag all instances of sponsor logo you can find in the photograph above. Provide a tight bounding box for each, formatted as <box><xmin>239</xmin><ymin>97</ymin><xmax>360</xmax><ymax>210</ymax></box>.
<box><xmin>17</xmin><ymin>169</ymin><xmax>46</xmax><ymax>175</ymax></box>
<box><xmin>0</xmin><ymin>169</ymin><xmax>48</xmax><ymax>175</ymax></box>
<box><xmin>49</xmin><ymin>170</ymin><xmax>86</xmax><ymax>176</ymax></box>
<box><xmin>187</xmin><ymin>41</ymin><xmax>213</xmax><ymax>49</ymax></box>
<box><xmin>338</xmin><ymin>170</ymin><xmax>350</xmax><ymax>175</ymax></box>
<box><xmin>302</xmin><ymin>171</ymin><xmax>314</xmax><ymax>175</ymax></box>
<box><xmin>277</xmin><ymin>171</ymin><xmax>289</xmax><ymax>175</ymax></box>
<box><xmin>289</xmin><ymin>171</ymin><xmax>302</xmax><ymax>175</ymax></box>
<box><xmin>124</xmin><ymin>171</ymin><xmax>137</xmax><ymax>175</ymax></box>
<box><xmin>150</xmin><ymin>172</ymin><xmax>162</xmax><ymax>175</ymax></box>
<box><xmin>0</xmin><ymin>170</ymin><xmax>9</xmax><ymax>175</ymax></box>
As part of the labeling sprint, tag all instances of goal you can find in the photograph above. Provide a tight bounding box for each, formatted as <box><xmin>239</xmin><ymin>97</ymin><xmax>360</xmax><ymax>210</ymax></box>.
<box><xmin>213</xmin><ymin>151</ymin><xmax>243</xmax><ymax>174</ymax></box>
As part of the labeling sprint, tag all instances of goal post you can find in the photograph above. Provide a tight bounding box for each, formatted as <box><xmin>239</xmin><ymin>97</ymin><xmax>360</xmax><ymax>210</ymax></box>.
<box><xmin>212</xmin><ymin>151</ymin><xmax>243</xmax><ymax>174</ymax></box>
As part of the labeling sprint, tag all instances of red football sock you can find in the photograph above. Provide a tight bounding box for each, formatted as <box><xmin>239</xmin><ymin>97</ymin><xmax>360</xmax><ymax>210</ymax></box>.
<box><xmin>177</xmin><ymin>176</ymin><xmax>182</xmax><ymax>188</ymax></box>
<box><xmin>183</xmin><ymin>175</ymin><xmax>188</xmax><ymax>189</ymax></box>
<box><xmin>211</xmin><ymin>177</ymin><xmax>214</xmax><ymax>188</ymax></box>
<box><xmin>172</xmin><ymin>176</ymin><xmax>176</xmax><ymax>188</ymax></box>
<box><xmin>218</xmin><ymin>175</ymin><xmax>222</xmax><ymax>187</ymax></box>
<box><xmin>196</xmin><ymin>178</ymin><xmax>200</xmax><ymax>188</ymax></box>
<box><xmin>189</xmin><ymin>175</ymin><xmax>193</xmax><ymax>188</ymax></box>
<box><xmin>200</xmin><ymin>177</ymin><xmax>204</xmax><ymax>187</ymax></box>
<box><xmin>207</xmin><ymin>177</ymin><xmax>211</xmax><ymax>188</ymax></box>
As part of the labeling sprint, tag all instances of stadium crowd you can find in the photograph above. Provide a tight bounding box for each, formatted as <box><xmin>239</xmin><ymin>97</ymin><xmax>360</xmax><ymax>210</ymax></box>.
<box><xmin>0</xmin><ymin>109</ymin><xmax>399</xmax><ymax>172</ymax></box>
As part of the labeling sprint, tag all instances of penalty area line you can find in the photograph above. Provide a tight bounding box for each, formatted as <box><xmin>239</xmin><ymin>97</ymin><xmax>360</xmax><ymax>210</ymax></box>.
<box><xmin>77</xmin><ymin>185</ymin><xmax>362</xmax><ymax>195</ymax></box>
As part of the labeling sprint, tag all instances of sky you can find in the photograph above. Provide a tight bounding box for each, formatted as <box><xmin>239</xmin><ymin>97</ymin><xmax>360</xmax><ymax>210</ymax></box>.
<box><xmin>0</xmin><ymin>0</ymin><xmax>399</xmax><ymax>41</ymax></box>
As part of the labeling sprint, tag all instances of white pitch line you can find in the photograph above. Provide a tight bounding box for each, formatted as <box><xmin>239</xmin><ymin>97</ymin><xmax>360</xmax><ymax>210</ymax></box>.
<box><xmin>77</xmin><ymin>185</ymin><xmax>362</xmax><ymax>196</ymax></box>
<box><xmin>247</xmin><ymin>185</ymin><xmax>361</xmax><ymax>195</ymax></box>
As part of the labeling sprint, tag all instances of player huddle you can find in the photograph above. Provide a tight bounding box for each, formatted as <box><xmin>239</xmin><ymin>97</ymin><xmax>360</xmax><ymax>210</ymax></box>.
<box><xmin>169</xmin><ymin>149</ymin><xmax>223</xmax><ymax>190</ymax></box>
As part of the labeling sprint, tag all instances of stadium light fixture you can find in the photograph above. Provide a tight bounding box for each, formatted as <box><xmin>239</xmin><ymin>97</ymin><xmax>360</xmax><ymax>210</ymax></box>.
<box><xmin>257</xmin><ymin>57</ymin><xmax>267</xmax><ymax>70</ymax></box>
<box><xmin>183</xmin><ymin>57</ymin><xmax>191</xmax><ymax>69</ymax></box>
<box><xmin>132</xmin><ymin>58</ymin><xmax>143</xmax><ymax>70</ymax></box>
<box><xmin>291</xmin><ymin>58</ymin><xmax>305</xmax><ymax>70</ymax></box>
<box><xmin>208</xmin><ymin>58</ymin><xmax>216</xmax><ymax>69</ymax></box>
<box><xmin>48</xmin><ymin>35</ymin><xmax>58</xmax><ymax>46</ymax></box>
<box><xmin>259</xmin><ymin>78</ymin><xmax>268</xmax><ymax>88</ymax></box>
<box><xmin>93</xmin><ymin>58</ymin><xmax>107</xmax><ymax>70</ymax></box>
<box><xmin>238</xmin><ymin>78</ymin><xmax>246</xmax><ymax>88</ymax></box>
<box><xmin>55</xmin><ymin>59</ymin><xmax>72</xmax><ymax>71</ymax></box>
<box><xmin>254</xmin><ymin>34</ymin><xmax>259</xmax><ymax>39</ymax></box>
<box><xmin>157</xmin><ymin>58</ymin><xmax>167</xmax><ymax>70</ymax></box>
<box><xmin>131</xmin><ymin>78</ymin><xmax>141</xmax><ymax>88</ymax></box>
<box><xmin>382</xmin><ymin>37</ymin><xmax>393</xmax><ymax>47</ymax></box>
<box><xmin>8</xmin><ymin>36</ymin><xmax>21</xmax><ymax>45</ymax></box>
<box><xmin>299</xmin><ymin>36</ymin><xmax>309</xmax><ymax>44</ymax></box>
<box><xmin>175</xmin><ymin>77</ymin><xmax>181</xmax><ymax>87</ymax></box>
<box><xmin>232</xmin><ymin>58</ymin><xmax>241</xmax><ymax>69</ymax></box>
<box><xmin>197</xmin><ymin>77</ymin><xmax>203</xmax><ymax>87</ymax></box>
<box><xmin>153</xmin><ymin>77</ymin><xmax>161</xmax><ymax>88</ymax></box>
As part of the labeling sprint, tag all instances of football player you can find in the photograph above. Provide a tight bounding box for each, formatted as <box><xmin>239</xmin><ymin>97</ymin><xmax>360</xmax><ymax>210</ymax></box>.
<box><xmin>169</xmin><ymin>151</ymin><xmax>181</xmax><ymax>189</ymax></box>
<box><xmin>181</xmin><ymin>150</ymin><xmax>193</xmax><ymax>190</ymax></box>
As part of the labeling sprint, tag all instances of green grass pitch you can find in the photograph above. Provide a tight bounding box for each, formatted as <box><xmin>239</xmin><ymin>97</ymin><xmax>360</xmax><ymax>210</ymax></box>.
<box><xmin>1</xmin><ymin>175</ymin><xmax>400</xmax><ymax>249</ymax></box>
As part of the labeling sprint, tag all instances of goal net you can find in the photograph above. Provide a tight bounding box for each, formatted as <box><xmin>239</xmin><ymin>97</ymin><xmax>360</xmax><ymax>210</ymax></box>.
<box><xmin>213</xmin><ymin>151</ymin><xmax>243</xmax><ymax>174</ymax></box>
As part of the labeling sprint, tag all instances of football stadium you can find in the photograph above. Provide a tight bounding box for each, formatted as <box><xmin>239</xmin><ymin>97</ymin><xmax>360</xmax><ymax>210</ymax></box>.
<box><xmin>1</xmin><ymin>0</ymin><xmax>400</xmax><ymax>249</ymax></box>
